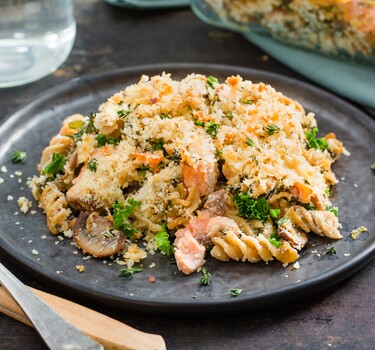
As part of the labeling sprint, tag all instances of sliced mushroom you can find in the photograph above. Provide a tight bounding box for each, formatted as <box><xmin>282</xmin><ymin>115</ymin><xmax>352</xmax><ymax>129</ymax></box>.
<box><xmin>204</xmin><ymin>190</ymin><xmax>227</xmax><ymax>217</ymax></box>
<box><xmin>74</xmin><ymin>211</ymin><xmax>125</xmax><ymax>258</ymax></box>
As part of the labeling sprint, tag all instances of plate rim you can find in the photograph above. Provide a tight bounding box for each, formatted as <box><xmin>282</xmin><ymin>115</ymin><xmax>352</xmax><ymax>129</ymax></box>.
<box><xmin>0</xmin><ymin>62</ymin><xmax>374</xmax><ymax>313</ymax></box>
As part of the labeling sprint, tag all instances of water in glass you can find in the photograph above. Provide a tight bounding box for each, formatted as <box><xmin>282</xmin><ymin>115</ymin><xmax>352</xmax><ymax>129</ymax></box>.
<box><xmin>0</xmin><ymin>0</ymin><xmax>76</xmax><ymax>88</ymax></box>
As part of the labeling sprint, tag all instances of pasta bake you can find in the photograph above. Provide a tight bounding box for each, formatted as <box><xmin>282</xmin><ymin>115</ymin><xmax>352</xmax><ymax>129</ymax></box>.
<box><xmin>29</xmin><ymin>73</ymin><xmax>348</xmax><ymax>275</ymax></box>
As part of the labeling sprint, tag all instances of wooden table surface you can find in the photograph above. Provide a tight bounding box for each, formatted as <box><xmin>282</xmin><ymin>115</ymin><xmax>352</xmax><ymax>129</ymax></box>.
<box><xmin>0</xmin><ymin>1</ymin><xmax>374</xmax><ymax>349</ymax></box>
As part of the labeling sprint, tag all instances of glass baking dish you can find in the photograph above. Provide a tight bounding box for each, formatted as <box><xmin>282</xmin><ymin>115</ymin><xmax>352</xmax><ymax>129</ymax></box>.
<box><xmin>191</xmin><ymin>0</ymin><xmax>375</xmax><ymax>65</ymax></box>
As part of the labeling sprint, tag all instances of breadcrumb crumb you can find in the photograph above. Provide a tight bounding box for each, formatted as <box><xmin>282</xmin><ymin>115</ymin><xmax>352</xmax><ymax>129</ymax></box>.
<box><xmin>17</xmin><ymin>196</ymin><xmax>32</xmax><ymax>214</ymax></box>
<box><xmin>76</xmin><ymin>265</ymin><xmax>85</xmax><ymax>273</ymax></box>
<box><xmin>292</xmin><ymin>262</ymin><xmax>300</xmax><ymax>270</ymax></box>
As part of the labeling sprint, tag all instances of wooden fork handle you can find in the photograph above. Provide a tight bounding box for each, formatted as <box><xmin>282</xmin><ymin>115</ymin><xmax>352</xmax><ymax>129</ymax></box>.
<box><xmin>0</xmin><ymin>285</ymin><xmax>166</xmax><ymax>350</ymax></box>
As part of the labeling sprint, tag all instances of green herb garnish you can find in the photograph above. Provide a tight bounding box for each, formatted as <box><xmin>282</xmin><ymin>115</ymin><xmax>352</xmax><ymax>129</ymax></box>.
<box><xmin>224</xmin><ymin>112</ymin><xmax>234</xmax><ymax>120</ymax></box>
<box><xmin>233</xmin><ymin>193</ymin><xmax>270</xmax><ymax>222</ymax></box>
<box><xmin>194</xmin><ymin>119</ymin><xmax>205</xmax><ymax>127</ymax></box>
<box><xmin>118</xmin><ymin>266</ymin><xmax>143</xmax><ymax>279</ymax></box>
<box><xmin>137</xmin><ymin>165</ymin><xmax>150</xmax><ymax>176</ymax></box>
<box><xmin>107</xmin><ymin>137</ymin><xmax>120</xmax><ymax>145</ymax></box>
<box><xmin>239</xmin><ymin>98</ymin><xmax>254</xmax><ymax>105</ymax></box>
<box><xmin>215</xmin><ymin>149</ymin><xmax>222</xmax><ymax>158</ymax></box>
<box><xmin>230</xmin><ymin>288</ymin><xmax>243</xmax><ymax>297</ymax></box>
<box><xmin>42</xmin><ymin>153</ymin><xmax>66</xmax><ymax>179</ymax></box>
<box><xmin>326</xmin><ymin>246</ymin><xmax>336</xmax><ymax>255</ymax></box>
<box><xmin>371</xmin><ymin>162</ymin><xmax>375</xmax><ymax>171</ymax></box>
<box><xmin>305</xmin><ymin>127</ymin><xmax>330</xmax><ymax>151</ymax></box>
<box><xmin>95</xmin><ymin>134</ymin><xmax>107</xmax><ymax>147</ymax></box>
<box><xmin>206</xmin><ymin>76</ymin><xmax>218</xmax><ymax>89</ymax></box>
<box><xmin>326</xmin><ymin>205</ymin><xmax>339</xmax><ymax>217</ymax></box>
<box><xmin>270</xmin><ymin>209</ymin><xmax>280</xmax><ymax>218</ymax></box>
<box><xmin>117</xmin><ymin>110</ymin><xmax>131</xmax><ymax>118</ymax></box>
<box><xmin>206</xmin><ymin>122</ymin><xmax>220</xmax><ymax>138</ymax></box>
<box><xmin>265</xmin><ymin>124</ymin><xmax>280</xmax><ymax>136</ymax></box>
<box><xmin>112</xmin><ymin>199</ymin><xmax>141</xmax><ymax>239</ymax></box>
<box><xmin>154</xmin><ymin>224</ymin><xmax>174</xmax><ymax>257</ymax></box>
<box><xmin>303</xmin><ymin>203</ymin><xmax>317</xmax><ymax>211</ymax></box>
<box><xmin>200</xmin><ymin>266</ymin><xmax>212</xmax><ymax>286</ymax></box>
<box><xmin>87</xmin><ymin>158</ymin><xmax>98</xmax><ymax>172</ymax></box>
<box><xmin>12</xmin><ymin>150</ymin><xmax>27</xmax><ymax>163</ymax></box>
<box><xmin>151</xmin><ymin>139</ymin><xmax>164</xmax><ymax>151</ymax></box>
<box><xmin>245</xmin><ymin>137</ymin><xmax>254</xmax><ymax>147</ymax></box>
<box><xmin>268</xmin><ymin>232</ymin><xmax>282</xmax><ymax>248</ymax></box>
<box><xmin>160</xmin><ymin>113</ymin><xmax>172</xmax><ymax>120</ymax></box>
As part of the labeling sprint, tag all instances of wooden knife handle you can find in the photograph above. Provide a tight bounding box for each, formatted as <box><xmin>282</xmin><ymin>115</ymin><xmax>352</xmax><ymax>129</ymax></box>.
<box><xmin>0</xmin><ymin>285</ymin><xmax>166</xmax><ymax>350</ymax></box>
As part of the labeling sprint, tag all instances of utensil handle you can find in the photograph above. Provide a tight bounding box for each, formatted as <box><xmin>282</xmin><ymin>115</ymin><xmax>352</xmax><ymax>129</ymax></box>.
<box><xmin>0</xmin><ymin>263</ymin><xmax>104</xmax><ymax>350</ymax></box>
<box><xmin>0</xmin><ymin>285</ymin><xmax>166</xmax><ymax>350</ymax></box>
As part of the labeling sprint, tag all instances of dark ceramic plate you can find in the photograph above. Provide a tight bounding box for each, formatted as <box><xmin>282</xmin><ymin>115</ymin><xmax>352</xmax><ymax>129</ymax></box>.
<box><xmin>0</xmin><ymin>63</ymin><xmax>374</xmax><ymax>313</ymax></box>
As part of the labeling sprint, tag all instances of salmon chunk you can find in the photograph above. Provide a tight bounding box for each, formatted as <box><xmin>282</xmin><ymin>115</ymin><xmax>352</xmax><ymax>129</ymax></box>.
<box><xmin>174</xmin><ymin>230</ymin><xmax>205</xmax><ymax>275</ymax></box>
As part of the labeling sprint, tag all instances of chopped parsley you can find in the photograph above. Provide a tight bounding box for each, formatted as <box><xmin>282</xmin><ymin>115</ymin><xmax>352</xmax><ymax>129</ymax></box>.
<box><xmin>154</xmin><ymin>224</ymin><xmax>174</xmax><ymax>257</ymax></box>
<box><xmin>149</xmin><ymin>138</ymin><xmax>165</xmax><ymax>152</ymax></box>
<box><xmin>305</xmin><ymin>127</ymin><xmax>330</xmax><ymax>151</ymax></box>
<box><xmin>118</xmin><ymin>266</ymin><xmax>143</xmax><ymax>279</ymax></box>
<box><xmin>194</xmin><ymin>119</ymin><xmax>205</xmax><ymax>127</ymax></box>
<box><xmin>215</xmin><ymin>149</ymin><xmax>222</xmax><ymax>158</ymax></box>
<box><xmin>268</xmin><ymin>232</ymin><xmax>282</xmax><ymax>248</ymax></box>
<box><xmin>95</xmin><ymin>134</ymin><xmax>107</xmax><ymax>147</ymax></box>
<box><xmin>233</xmin><ymin>193</ymin><xmax>271</xmax><ymax>222</ymax></box>
<box><xmin>107</xmin><ymin>137</ymin><xmax>120</xmax><ymax>145</ymax></box>
<box><xmin>95</xmin><ymin>134</ymin><xmax>120</xmax><ymax>147</ymax></box>
<box><xmin>117</xmin><ymin>110</ymin><xmax>131</xmax><ymax>118</ymax></box>
<box><xmin>42</xmin><ymin>153</ymin><xmax>66</xmax><ymax>180</ymax></box>
<box><xmin>239</xmin><ymin>98</ymin><xmax>254</xmax><ymax>105</ymax></box>
<box><xmin>224</xmin><ymin>112</ymin><xmax>234</xmax><ymax>120</ymax></box>
<box><xmin>303</xmin><ymin>203</ymin><xmax>317</xmax><ymax>211</ymax></box>
<box><xmin>12</xmin><ymin>150</ymin><xmax>27</xmax><ymax>163</ymax></box>
<box><xmin>270</xmin><ymin>209</ymin><xmax>280</xmax><ymax>218</ymax></box>
<box><xmin>325</xmin><ymin>188</ymin><xmax>330</xmax><ymax>196</ymax></box>
<box><xmin>206</xmin><ymin>76</ymin><xmax>218</xmax><ymax>89</ymax></box>
<box><xmin>245</xmin><ymin>137</ymin><xmax>254</xmax><ymax>147</ymax></box>
<box><xmin>137</xmin><ymin>165</ymin><xmax>150</xmax><ymax>176</ymax></box>
<box><xmin>230</xmin><ymin>288</ymin><xmax>243</xmax><ymax>297</ymax></box>
<box><xmin>160</xmin><ymin>113</ymin><xmax>172</xmax><ymax>119</ymax></box>
<box><xmin>326</xmin><ymin>246</ymin><xmax>337</xmax><ymax>255</ymax></box>
<box><xmin>200</xmin><ymin>266</ymin><xmax>212</xmax><ymax>286</ymax></box>
<box><xmin>265</xmin><ymin>124</ymin><xmax>280</xmax><ymax>136</ymax></box>
<box><xmin>112</xmin><ymin>199</ymin><xmax>141</xmax><ymax>239</ymax></box>
<box><xmin>87</xmin><ymin>158</ymin><xmax>98</xmax><ymax>172</ymax></box>
<box><xmin>326</xmin><ymin>206</ymin><xmax>339</xmax><ymax>217</ymax></box>
<box><xmin>206</xmin><ymin>122</ymin><xmax>220</xmax><ymax>138</ymax></box>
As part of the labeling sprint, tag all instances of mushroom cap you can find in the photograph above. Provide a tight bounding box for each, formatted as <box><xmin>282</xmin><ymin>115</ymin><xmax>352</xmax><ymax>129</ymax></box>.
<box><xmin>74</xmin><ymin>211</ymin><xmax>125</xmax><ymax>258</ymax></box>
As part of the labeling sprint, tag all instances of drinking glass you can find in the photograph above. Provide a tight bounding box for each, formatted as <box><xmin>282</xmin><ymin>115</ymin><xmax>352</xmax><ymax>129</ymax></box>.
<box><xmin>0</xmin><ymin>0</ymin><xmax>76</xmax><ymax>88</ymax></box>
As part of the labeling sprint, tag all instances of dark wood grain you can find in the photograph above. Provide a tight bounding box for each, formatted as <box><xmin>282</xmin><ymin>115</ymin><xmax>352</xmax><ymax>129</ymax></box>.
<box><xmin>0</xmin><ymin>1</ymin><xmax>374</xmax><ymax>349</ymax></box>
